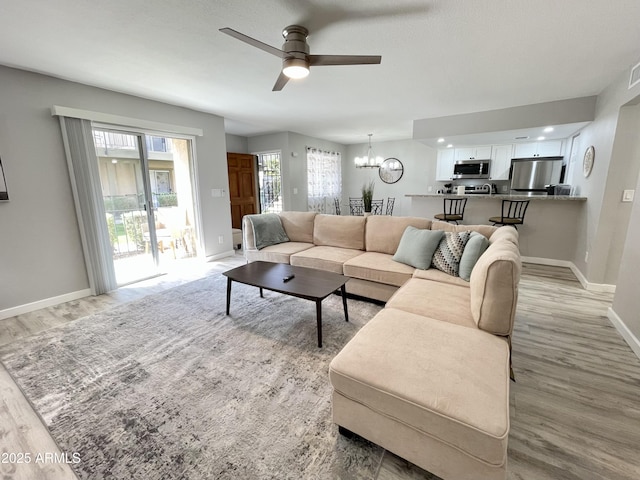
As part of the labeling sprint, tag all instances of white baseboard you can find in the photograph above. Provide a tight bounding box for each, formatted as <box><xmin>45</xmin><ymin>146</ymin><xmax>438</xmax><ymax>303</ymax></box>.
<box><xmin>607</xmin><ymin>307</ymin><xmax>640</xmax><ymax>361</ymax></box>
<box><xmin>0</xmin><ymin>288</ymin><xmax>92</xmax><ymax>321</ymax></box>
<box><xmin>522</xmin><ymin>256</ymin><xmax>616</xmax><ymax>293</ymax></box>
<box><xmin>206</xmin><ymin>250</ymin><xmax>236</xmax><ymax>262</ymax></box>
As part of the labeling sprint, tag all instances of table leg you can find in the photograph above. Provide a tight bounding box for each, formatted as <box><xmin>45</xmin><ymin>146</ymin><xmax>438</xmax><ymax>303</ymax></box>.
<box><xmin>341</xmin><ymin>285</ymin><xmax>349</xmax><ymax>322</ymax></box>
<box><xmin>226</xmin><ymin>277</ymin><xmax>232</xmax><ymax>315</ymax></box>
<box><xmin>316</xmin><ymin>300</ymin><xmax>323</xmax><ymax>348</ymax></box>
<box><xmin>260</xmin><ymin>287</ymin><xmax>264</xmax><ymax>298</ymax></box>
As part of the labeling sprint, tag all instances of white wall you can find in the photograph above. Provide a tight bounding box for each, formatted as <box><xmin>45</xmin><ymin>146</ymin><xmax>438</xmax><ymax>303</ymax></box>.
<box><xmin>0</xmin><ymin>66</ymin><xmax>231</xmax><ymax>312</ymax></box>
<box><xmin>343</xmin><ymin>139</ymin><xmax>436</xmax><ymax>216</ymax></box>
<box><xmin>247</xmin><ymin>132</ymin><xmax>347</xmax><ymax>212</ymax></box>
<box><xmin>225</xmin><ymin>133</ymin><xmax>248</xmax><ymax>153</ymax></box>
<box><xmin>568</xmin><ymin>67</ymin><xmax>640</xmax><ymax>285</ymax></box>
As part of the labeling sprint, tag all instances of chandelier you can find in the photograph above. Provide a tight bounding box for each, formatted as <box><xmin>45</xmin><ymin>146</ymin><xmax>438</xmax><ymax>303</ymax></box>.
<box><xmin>354</xmin><ymin>134</ymin><xmax>383</xmax><ymax>168</ymax></box>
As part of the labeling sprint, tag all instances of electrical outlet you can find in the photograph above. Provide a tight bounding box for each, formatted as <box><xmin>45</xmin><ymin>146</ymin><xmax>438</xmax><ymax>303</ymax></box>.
<box><xmin>502</xmin><ymin>185</ymin><xmax>508</xmax><ymax>192</ymax></box>
<box><xmin>622</xmin><ymin>189</ymin><xmax>635</xmax><ymax>202</ymax></box>
<box><xmin>293</xmin><ymin>188</ymin><xmax>298</xmax><ymax>194</ymax></box>
<box><xmin>428</xmin><ymin>186</ymin><xmax>433</xmax><ymax>192</ymax></box>
<box><xmin>585</xmin><ymin>251</ymin><xmax>589</xmax><ymax>262</ymax></box>
<box><xmin>218</xmin><ymin>235</ymin><xmax>224</xmax><ymax>244</ymax></box>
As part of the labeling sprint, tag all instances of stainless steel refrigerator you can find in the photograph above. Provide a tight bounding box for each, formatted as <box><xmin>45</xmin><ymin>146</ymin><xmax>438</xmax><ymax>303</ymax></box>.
<box><xmin>510</xmin><ymin>157</ymin><xmax>564</xmax><ymax>195</ymax></box>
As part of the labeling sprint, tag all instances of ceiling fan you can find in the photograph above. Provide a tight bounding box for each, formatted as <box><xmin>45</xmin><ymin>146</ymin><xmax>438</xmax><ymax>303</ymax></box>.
<box><xmin>219</xmin><ymin>25</ymin><xmax>382</xmax><ymax>91</ymax></box>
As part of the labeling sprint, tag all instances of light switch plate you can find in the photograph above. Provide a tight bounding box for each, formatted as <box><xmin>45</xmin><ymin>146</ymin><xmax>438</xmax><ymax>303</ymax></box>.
<box><xmin>622</xmin><ymin>189</ymin><xmax>635</xmax><ymax>202</ymax></box>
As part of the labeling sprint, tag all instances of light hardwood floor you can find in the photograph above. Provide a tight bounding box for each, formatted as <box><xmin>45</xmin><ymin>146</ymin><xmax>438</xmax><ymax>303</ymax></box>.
<box><xmin>1</xmin><ymin>255</ymin><xmax>639</xmax><ymax>480</ymax></box>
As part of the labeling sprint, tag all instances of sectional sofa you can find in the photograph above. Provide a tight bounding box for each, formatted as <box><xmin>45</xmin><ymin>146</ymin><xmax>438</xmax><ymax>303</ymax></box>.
<box><xmin>242</xmin><ymin>211</ymin><xmax>521</xmax><ymax>480</ymax></box>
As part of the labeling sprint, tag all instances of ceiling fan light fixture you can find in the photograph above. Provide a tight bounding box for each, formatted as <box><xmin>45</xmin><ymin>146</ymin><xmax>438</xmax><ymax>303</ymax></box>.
<box><xmin>282</xmin><ymin>58</ymin><xmax>310</xmax><ymax>79</ymax></box>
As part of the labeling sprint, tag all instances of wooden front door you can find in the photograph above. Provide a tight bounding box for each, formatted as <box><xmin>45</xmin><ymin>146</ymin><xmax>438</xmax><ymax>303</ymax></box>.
<box><xmin>227</xmin><ymin>152</ymin><xmax>258</xmax><ymax>229</ymax></box>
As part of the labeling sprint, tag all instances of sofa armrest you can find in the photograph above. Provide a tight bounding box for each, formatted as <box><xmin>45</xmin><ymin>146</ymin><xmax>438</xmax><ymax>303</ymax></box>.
<box><xmin>469</xmin><ymin>240</ymin><xmax>521</xmax><ymax>336</ymax></box>
<box><xmin>242</xmin><ymin>216</ymin><xmax>257</xmax><ymax>251</ymax></box>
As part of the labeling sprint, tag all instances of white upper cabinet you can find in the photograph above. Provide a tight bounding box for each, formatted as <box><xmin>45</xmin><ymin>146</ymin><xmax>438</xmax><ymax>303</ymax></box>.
<box><xmin>513</xmin><ymin>140</ymin><xmax>563</xmax><ymax>158</ymax></box>
<box><xmin>436</xmin><ymin>149</ymin><xmax>455</xmax><ymax>181</ymax></box>
<box><xmin>490</xmin><ymin>144</ymin><xmax>513</xmax><ymax>180</ymax></box>
<box><xmin>454</xmin><ymin>146</ymin><xmax>492</xmax><ymax>161</ymax></box>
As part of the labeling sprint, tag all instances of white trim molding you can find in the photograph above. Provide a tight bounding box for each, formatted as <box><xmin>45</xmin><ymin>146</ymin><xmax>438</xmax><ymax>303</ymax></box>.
<box><xmin>522</xmin><ymin>256</ymin><xmax>616</xmax><ymax>293</ymax></box>
<box><xmin>607</xmin><ymin>307</ymin><xmax>640</xmax><ymax>361</ymax></box>
<box><xmin>0</xmin><ymin>289</ymin><xmax>92</xmax><ymax>321</ymax></box>
<box><xmin>51</xmin><ymin>106</ymin><xmax>204</xmax><ymax>137</ymax></box>
<box><xmin>206</xmin><ymin>250</ymin><xmax>236</xmax><ymax>262</ymax></box>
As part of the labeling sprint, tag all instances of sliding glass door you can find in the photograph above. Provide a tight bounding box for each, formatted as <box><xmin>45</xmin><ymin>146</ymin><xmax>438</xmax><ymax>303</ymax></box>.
<box><xmin>92</xmin><ymin>129</ymin><xmax>199</xmax><ymax>286</ymax></box>
<box><xmin>93</xmin><ymin>129</ymin><xmax>158</xmax><ymax>285</ymax></box>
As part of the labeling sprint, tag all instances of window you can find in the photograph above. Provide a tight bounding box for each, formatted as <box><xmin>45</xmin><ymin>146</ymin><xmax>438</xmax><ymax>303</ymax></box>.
<box><xmin>307</xmin><ymin>148</ymin><xmax>342</xmax><ymax>213</ymax></box>
<box><xmin>257</xmin><ymin>151</ymin><xmax>282</xmax><ymax>213</ymax></box>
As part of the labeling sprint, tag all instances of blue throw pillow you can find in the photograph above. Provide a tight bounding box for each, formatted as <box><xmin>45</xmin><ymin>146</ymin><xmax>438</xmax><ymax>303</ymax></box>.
<box><xmin>458</xmin><ymin>232</ymin><xmax>490</xmax><ymax>281</ymax></box>
<box><xmin>392</xmin><ymin>227</ymin><xmax>444</xmax><ymax>270</ymax></box>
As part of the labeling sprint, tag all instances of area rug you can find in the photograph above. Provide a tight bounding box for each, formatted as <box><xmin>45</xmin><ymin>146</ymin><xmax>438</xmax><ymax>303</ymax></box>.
<box><xmin>0</xmin><ymin>272</ymin><xmax>385</xmax><ymax>479</ymax></box>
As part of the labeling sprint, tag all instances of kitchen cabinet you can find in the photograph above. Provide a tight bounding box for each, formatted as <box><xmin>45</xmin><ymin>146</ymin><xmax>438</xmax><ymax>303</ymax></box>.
<box><xmin>436</xmin><ymin>148</ymin><xmax>454</xmax><ymax>181</ymax></box>
<box><xmin>514</xmin><ymin>140</ymin><xmax>563</xmax><ymax>158</ymax></box>
<box><xmin>454</xmin><ymin>146</ymin><xmax>492</xmax><ymax>161</ymax></box>
<box><xmin>490</xmin><ymin>144</ymin><xmax>513</xmax><ymax>180</ymax></box>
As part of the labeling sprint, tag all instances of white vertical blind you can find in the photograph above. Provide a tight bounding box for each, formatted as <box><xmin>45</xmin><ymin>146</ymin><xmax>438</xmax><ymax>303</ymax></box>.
<box><xmin>59</xmin><ymin>117</ymin><xmax>117</xmax><ymax>295</ymax></box>
<box><xmin>307</xmin><ymin>148</ymin><xmax>342</xmax><ymax>213</ymax></box>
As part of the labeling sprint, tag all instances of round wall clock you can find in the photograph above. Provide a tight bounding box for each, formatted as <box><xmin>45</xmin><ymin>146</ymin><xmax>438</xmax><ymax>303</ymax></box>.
<box><xmin>379</xmin><ymin>158</ymin><xmax>404</xmax><ymax>184</ymax></box>
<box><xmin>583</xmin><ymin>146</ymin><xmax>595</xmax><ymax>178</ymax></box>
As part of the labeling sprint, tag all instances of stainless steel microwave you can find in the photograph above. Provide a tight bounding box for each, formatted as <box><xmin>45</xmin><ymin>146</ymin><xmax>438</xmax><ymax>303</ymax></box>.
<box><xmin>452</xmin><ymin>159</ymin><xmax>491</xmax><ymax>179</ymax></box>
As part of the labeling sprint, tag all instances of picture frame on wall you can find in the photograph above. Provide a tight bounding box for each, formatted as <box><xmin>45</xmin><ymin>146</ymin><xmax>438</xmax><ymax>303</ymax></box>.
<box><xmin>0</xmin><ymin>157</ymin><xmax>8</xmax><ymax>201</ymax></box>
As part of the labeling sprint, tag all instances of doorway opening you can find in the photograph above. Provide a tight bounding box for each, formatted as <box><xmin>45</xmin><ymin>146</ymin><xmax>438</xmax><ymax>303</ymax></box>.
<box><xmin>257</xmin><ymin>151</ymin><xmax>283</xmax><ymax>213</ymax></box>
<box><xmin>93</xmin><ymin>129</ymin><xmax>199</xmax><ymax>285</ymax></box>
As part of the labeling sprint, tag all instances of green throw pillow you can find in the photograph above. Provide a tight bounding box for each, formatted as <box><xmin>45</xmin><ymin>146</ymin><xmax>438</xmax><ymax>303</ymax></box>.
<box><xmin>458</xmin><ymin>231</ymin><xmax>490</xmax><ymax>281</ymax></box>
<box><xmin>432</xmin><ymin>231</ymin><xmax>472</xmax><ymax>276</ymax></box>
<box><xmin>392</xmin><ymin>227</ymin><xmax>444</xmax><ymax>270</ymax></box>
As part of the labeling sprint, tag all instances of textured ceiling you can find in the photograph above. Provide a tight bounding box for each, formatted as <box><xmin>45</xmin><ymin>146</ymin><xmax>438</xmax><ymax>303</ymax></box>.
<box><xmin>2</xmin><ymin>0</ymin><xmax>639</xmax><ymax>144</ymax></box>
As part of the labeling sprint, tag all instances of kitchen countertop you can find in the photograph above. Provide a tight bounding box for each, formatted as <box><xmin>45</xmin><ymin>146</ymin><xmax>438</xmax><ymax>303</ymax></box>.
<box><xmin>406</xmin><ymin>193</ymin><xmax>587</xmax><ymax>201</ymax></box>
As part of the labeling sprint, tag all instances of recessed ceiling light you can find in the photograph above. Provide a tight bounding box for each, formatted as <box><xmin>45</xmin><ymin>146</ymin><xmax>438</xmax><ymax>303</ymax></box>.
<box><xmin>437</xmin><ymin>138</ymin><xmax>445</xmax><ymax>143</ymax></box>
<box><xmin>543</xmin><ymin>126</ymin><xmax>554</xmax><ymax>133</ymax></box>
<box><xmin>446</xmin><ymin>144</ymin><xmax>453</xmax><ymax>148</ymax></box>
<box><xmin>537</xmin><ymin>136</ymin><xmax>545</xmax><ymax>141</ymax></box>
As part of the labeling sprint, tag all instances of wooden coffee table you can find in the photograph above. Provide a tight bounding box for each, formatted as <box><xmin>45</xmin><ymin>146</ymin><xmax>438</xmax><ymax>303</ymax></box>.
<box><xmin>223</xmin><ymin>261</ymin><xmax>349</xmax><ymax>347</ymax></box>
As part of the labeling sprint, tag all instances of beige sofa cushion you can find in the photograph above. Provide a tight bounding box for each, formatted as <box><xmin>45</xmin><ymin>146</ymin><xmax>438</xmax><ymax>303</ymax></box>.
<box><xmin>365</xmin><ymin>216</ymin><xmax>432</xmax><ymax>254</ymax></box>
<box><xmin>313</xmin><ymin>214</ymin><xmax>366</xmax><ymax>250</ymax></box>
<box><xmin>431</xmin><ymin>220</ymin><xmax>497</xmax><ymax>239</ymax></box>
<box><xmin>412</xmin><ymin>268</ymin><xmax>470</xmax><ymax>288</ymax></box>
<box><xmin>329</xmin><ymin>307</ymin><xmax>510</xmax><ymax>466</ymax></box>
<box><xmin>488</xmin><ymin>225</ymin><xmax>519</xmax><ymax>245</ymax></box>
<box><xmin>386</xmin><ymin>278</ymin><xmax>477</xmax><ymax>329</ymax></box>
<box><xmin>470</xmin><ymin>240</ymin><xmax>521</xmax><ymax>336</ymax></box>
<box><xmin>290</xmin><ymin>246</ymin><xmax>363</xmax><ymax>274</ymax></box>
<box><xmin>279</xmin><ymin>211</ymin><xmax>317</xmax><ymax>243</ymax></box>
<box><xmin>343</xmin><ymin>252</ymin><xmax>415</xmax><ymax>287</ymax></box>
<box><xmin>245</xmin><ymin>242</ymin><xmax>314</xmax><ymax>264</ymax></box>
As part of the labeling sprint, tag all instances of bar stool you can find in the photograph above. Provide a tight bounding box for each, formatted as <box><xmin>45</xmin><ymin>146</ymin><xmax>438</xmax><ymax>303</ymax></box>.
<box><xmin>334</xmin><ymin>197</ymin><xmax>341</xmax><ymax>215</ymax></box>
<box><xmin>489</xmin><ymin>200</ymin><xmax>530</xmax><ymax>229</ymax></box>
<box><xmin>434</xmin><ymin>198</ymin><xmax>468</xmax><ymax>224</ymax></box>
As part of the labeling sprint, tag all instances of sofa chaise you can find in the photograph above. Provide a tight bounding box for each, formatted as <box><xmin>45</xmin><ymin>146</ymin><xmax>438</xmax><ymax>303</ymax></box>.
<box><xmin>242</xmin><ymin>212</ymin><xmax>521</xmax><ymax>480</ymax></box>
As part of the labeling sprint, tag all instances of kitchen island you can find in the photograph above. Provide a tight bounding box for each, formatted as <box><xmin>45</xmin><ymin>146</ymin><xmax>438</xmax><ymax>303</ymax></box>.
<box><xmin>406</xmin><ymin>194</ymin><xmax>587</xmax><ymax>262</ymax></box>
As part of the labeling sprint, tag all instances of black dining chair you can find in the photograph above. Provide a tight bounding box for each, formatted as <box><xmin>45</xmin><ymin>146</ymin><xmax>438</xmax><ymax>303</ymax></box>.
<box><xmin>489</xmin><ymin>200</ymin><xmax>530</xmax><ymax>229</ymax></box>
<box><xmin>349</xmin><ymin>197</ymin><xmax>364</xmax><ymax>216</ymax></box>
<box><xmin>334</xmin><ymin>197</ymin><xmax>341</xmax><ymax>215</ymax></box>
<box><xmin>385</xmin><ymin>197</ymin><xmax>395</xmax><ymax>215</ymax></box>
<box><xmin>434</xmin><ymin>198</ymin><xmax>468</xmax><ymax>224</ymax></box>
<box><xmin>370</xmin><ymin>199</ymin><xmax>384</xmax><ymax>215</ymax></box>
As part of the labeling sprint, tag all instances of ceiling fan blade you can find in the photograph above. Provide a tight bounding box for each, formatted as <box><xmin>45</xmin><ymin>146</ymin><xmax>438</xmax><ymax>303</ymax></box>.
<box><xmin>219</xmin><ymin>28</ymin><xmax>284</xmax><ymax>58</ymax></box>
<box><xmin>272</xmin><ymin>71</ymin><xmax>290</xmax><ymax>91</ymax></box>
<box><xmin>309</xmin><ymin>54</ymin><xmax>382</xmax><ymax>66</ymax></box>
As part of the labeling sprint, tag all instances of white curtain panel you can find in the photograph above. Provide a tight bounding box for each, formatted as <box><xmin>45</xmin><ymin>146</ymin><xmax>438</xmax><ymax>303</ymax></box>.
<box><xmin>59</xmin><ymin>117</ymin><xmax>117</xmax><ymax>295</ymax></box>
<box><xmin>307</xmin><ymin>147</ymin><xmax>342</xmax><ymax>213</ymax></box>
